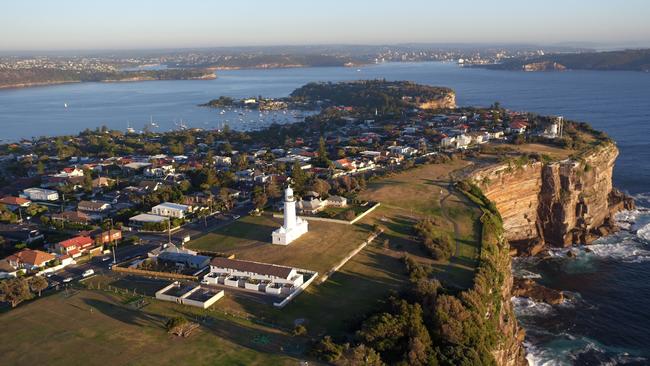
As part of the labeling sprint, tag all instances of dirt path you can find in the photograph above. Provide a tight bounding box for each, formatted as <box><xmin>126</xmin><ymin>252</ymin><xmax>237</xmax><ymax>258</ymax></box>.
<box><xmin>439</xmin><ymin>182</ymin><xmax>462</xmax><ymax>257</ymax></box>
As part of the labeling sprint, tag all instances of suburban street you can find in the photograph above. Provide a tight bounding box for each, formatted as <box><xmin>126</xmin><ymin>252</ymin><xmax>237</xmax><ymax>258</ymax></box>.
<box><xmin>45</xmin><ymin>203</ymin><xmax>254</xmax><ymax>287</ymax></box>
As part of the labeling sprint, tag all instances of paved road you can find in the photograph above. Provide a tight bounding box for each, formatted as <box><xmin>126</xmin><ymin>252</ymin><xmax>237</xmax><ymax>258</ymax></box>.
<box><xmin>45</xmin><ymin>204</ymin><xmax>253</xmax><ymax>286</ymax></box>
<box><xmin>136</xmin><ymin>203</ymin><xmax>253</xmax><ymax>245</ymax></box>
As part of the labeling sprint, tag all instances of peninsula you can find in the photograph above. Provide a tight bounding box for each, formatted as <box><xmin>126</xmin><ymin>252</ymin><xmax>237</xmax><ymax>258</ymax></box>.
<box><xmin>477</xmin><ymin>48</ymin><xmax>650</xmax><ymax>72</ymax></box>
<box><xmin>0</xmin><ymin>67</ymin><xmax>216</xmax><ymax>89</ymax></box>
<box><xmin>0</xmin><ymin>80</ymin><xmax>630</xmax><ymax>366</ymax></box>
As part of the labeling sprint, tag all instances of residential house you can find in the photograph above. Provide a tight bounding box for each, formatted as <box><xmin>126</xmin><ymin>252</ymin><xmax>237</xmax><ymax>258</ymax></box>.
<box><xmin>508</xmin><ymin>121</ymin><xmax>528</xmax><ymax>135</ymax></box>
<box><xmin>138</xmin><ymin>180</ymin><xmax>163</xmax><ymax>192</ymax></box>
<box><xmin>0</xmin><ymin>259</ymin><xmax>19</xmax><ymax>278</ymax></box>
<box><xmin>145</xmin><ymin>164</ymin><xmax>175</xmax><ymax>178</ymax></box>
<box><xmin>157</xmin><ymin>252</ymin><xmax>211</xmax><ymax>270</ymax></box>
<box><xmin>214</xmin><ymin>156</ymin><xmax>232</xmax><ymax>166</ymax></box>
<box><xmin>22</xmin><ymin>187</ymin><xmax>59</xmax><ymax>201</ymax></box>
<box><xmin>129</xmin><ymin>213</ymin><xmax>168</xmax><ymax>228</ymax></box>
<box><xmin>0</xmin><ymin>196</ymin><xmax>31</xmax><ymax>211</ymax></box>
<box><xmin>0</xmin><ymin>224</ymin><xmax>44</xmax><ymax>244</ymax></box>
<box><xmin>151</xmin><ymin>202</ymin><xmax>191</xmax><ymax>219</ymax></box>
<box><xmin>327</xmin><ymin>196</ymin><xmax>347</xmax><ymax>208</ymax></box>
<box><xmin>90</xmin><ymin>229</ymin><xmax>122</xmax><ymax>245</ymax></box>
<box><xmin>78</xmin><ymin>200</ymin><xmax>111</xmax><ymax>213</ymax></box>
<box><xmin>54</xmin><ymin>236</ymin><xmax>99</xmax><ymax>258</ymax></box>
<box><xmin>51</xmin><ymin>211</ymin><xmax>92</xmax><ymax>224</ymax></box>
<box><xmin>6</xmin><ymin>249</ymin><xmax>55</xmax><ymax>272</ymax></box>
<box><xmin>333</xmin><ymin>158</ymin><xmax>356</xmax><ymax>171</ymax></box>
<box><xmin>91</xmin><ymin>177</ymin><xmax>114</xmax><ymax>189</ymax></box>
<box><xmin>55</xmin><ymin>167</ymin><xmax>84</xmax><ymax>178</ymax></box>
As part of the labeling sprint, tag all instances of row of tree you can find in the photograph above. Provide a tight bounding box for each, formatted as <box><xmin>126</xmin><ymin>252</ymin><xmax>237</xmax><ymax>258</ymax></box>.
<box><xmin>0</xmin><ymin>276</ymin><xmax>49</xmax><ymax>308</ymax></box>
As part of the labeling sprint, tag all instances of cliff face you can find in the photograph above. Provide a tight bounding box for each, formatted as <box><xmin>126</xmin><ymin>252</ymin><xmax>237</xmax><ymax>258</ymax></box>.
<box><xmin>472</xmin><ymin>143</ymin><xmax>634</xmax><ymax>254</ymax></box>
<box><xmin>523</xmin><ymin>61</ymin><xmax>567</xmax><ymax>72</ymax></box>
<box><xmin>493</xmin><ymin>255</ymin><xmax>527</xmax><ymax>366</ymax></box>
<box><xmin>418</xmin><ymin>91</ymin><xmax>456</xmax><ymax>110</ymax></box>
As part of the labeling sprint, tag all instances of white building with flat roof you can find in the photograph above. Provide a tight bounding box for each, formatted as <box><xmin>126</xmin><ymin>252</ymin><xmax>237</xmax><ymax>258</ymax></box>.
<box><xmin>272</xmin><ymin>186</ymin><xmax>308</xmax><ymax>245</ymax></box>
<box><xmin>151</xmin><ymin>202</ymin><xmax>191</xmax><ymax>218</ymax></box>
<box><xmin>22</xmin><ymin>188</ymin><xmax>59</xmax><ymax>201</ymax></box>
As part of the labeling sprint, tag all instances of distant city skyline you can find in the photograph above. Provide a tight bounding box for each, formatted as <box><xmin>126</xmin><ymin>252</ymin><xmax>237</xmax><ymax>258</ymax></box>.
<box><xmin>1</xmin><ymin>0</ymin><xmax>649</xmax><ymax>51</ymax></box>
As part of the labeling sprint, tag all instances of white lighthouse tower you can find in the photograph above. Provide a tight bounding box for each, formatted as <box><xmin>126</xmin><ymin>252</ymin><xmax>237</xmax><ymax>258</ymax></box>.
<box><xmin>272</xmin><ymin>185</ymin><xmax>309</xmax><ymax>245</ymax></box>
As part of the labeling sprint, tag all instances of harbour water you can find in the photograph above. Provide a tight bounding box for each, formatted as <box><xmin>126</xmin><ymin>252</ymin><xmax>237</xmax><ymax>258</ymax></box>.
<box><xmin>1</xmin><ymin>62</ymin><xmax>649</xmax><ymax>365</ymax></box>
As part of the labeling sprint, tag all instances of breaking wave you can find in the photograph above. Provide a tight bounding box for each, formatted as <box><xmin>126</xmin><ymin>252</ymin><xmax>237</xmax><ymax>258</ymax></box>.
<box><xmin>524</xmin><ymin>335</ymin><xmax>648</xmax><ymax>366</ymax></box>
<box><xmin>512</xmin><ymin>296</ymin><xmax>555</xmax><ymax>317</ymax></box>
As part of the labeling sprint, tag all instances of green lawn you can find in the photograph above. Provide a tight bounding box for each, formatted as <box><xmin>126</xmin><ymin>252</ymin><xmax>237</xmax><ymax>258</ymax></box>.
<box><xmin>358</xmin><ymin>161</ymin><xmax>482</xmax><ymax>289</ymax></box>
<box><xmin>187</xmin><ymin>215</ymin><xmax>371</xmax><ymax>274</ymax></box>
<box><xmin>0</xmin><ymin>288</ymin><xmax>307</xmax><ymax>366</ymax></box>
<box><xmin>214</xmin><ymin>242</ymin><xmax>409</xmax><ymax>337</ymax></box>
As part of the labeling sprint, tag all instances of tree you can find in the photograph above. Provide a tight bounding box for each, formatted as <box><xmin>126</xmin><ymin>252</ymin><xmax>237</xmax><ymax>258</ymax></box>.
<box><xmin>0</xmin><ymin>278</ymin><xmax>33</xmax><ymax>308</ymax></box>
<box><xmin>291</xmin><ymin>161</ymin><xmax>308</xmax><ymax>194</ymax></box>
<box><xmin>316</xmin><ymin>136</ymin><xmax>331</xmax><ymax>167</ymax></box>
<box><xmin>292</xmin><ymin>324</ymin><xmax>307</xmax><ymax>336</ymax></box>
<box><xmin>252</xmin><ymin>186</ymin><xmax>268</xmax><ymax>210</ymax></box>
<box><xmin>311</xmin><ymin>336</ymin><xmax>344</xmax><ymax>362</ymax></box>
<box><xmin>36</xmin><ymin>160</ymin><xmax>45</xmax><ymax>175</ymax></box>
<box><xmin>266</xmin><ymin>180</ymin><xmax>281</xmax><ymax>199</ymax></box>
<box><xmin>336</xmin><ymin>344</ymin><xmax>384</xmax><ymax>366</ymax></box>
<box><xmin>28</xmin><ymin>276</ymin><xmax>48</xmax><ymax>297</ymax></box>
<box><xmin>311</xmin><ymin>178</ymin><xmax>331</xmax><ymax>197</ymax></box>
<box><xmin>82</xmin><ymin>168</ymin><xmax>93</xmax><ymax>193</ymax></box>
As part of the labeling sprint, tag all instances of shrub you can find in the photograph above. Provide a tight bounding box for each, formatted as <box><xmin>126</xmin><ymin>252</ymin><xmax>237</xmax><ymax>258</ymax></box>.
<box><xmin>292</xmin><ymin>324</ymin><xmax>307</xmax><ymax>336</ymax></box>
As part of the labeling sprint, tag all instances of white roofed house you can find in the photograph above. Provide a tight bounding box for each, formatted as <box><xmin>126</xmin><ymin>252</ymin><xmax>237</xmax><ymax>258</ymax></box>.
<box><xmin>297</xmin><ymin>197</ymin><xmax>326</xmax><ymax>215</ymax></box>
<box><xmin>78</xmin><ymin>200</ymin><xmax>111</xmax><ymax>213</ymax></box>
<box><xmin>22</xmin><ymin>187</ymin><xmax>59</xmax><ymax>201</ymax></box>
<box><xmin>455</xmin><ymin>134</ymin><xmax>472</xmax><ymax>149</ymax></box>
<box><xmin>213</xmin><ymin>155</ymin><xmax>232</xmax><ymax>166</ymax></box>
<box><xmin>469</xmin><ymin>132</ymin><xmax>490</xmax><ymax>145</ymax></box>
<box><xmin>151</xmin><ymin>202</ymin><xmax>192</xmax><ymax>219</ymax></box>
<box><xmin>144</xmin><ymin>164</ymin><xmax>175</xmax><ymax>178</ymax></box>
<box><xmin>326</xmin><ymin>195</ymin><xmax>347</xmax><ymax>208</ymax></box>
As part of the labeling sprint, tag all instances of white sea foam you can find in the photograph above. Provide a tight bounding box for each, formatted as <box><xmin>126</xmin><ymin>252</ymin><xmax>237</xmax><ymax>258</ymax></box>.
<box><xmin>587</xmin><ymin>238</ymin><xmax>650</xmax><ymax>263</ymax></box>
<box><xmin>524</xmin><ymin>334</ymin><xmax>646</xmax><ymax>366</ymax></box>
<box><xmin>512</xmin><ymin>296</ymin><xmax>555</xmax><ymax>317</ymax></box>
<box><xmin>636</xmin><ymin>222</ymin><xmax>650</xmax><ymax>242</ymax></box>
<box><xmin>614</xmin><ymin>209</ymin><xmax>641</xmax><ymax>225</ymax></box>
<box><xmin>514</xmin><ymin>268</ymin><xmax>542</xmax><ymax>279</ymax></box>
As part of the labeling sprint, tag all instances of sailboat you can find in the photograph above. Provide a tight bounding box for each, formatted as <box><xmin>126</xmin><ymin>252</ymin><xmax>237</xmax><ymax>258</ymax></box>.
<box><xmin>149</xmin><ymin>116</ymin><xmax>159</xmax><ymax>128</ymax></box>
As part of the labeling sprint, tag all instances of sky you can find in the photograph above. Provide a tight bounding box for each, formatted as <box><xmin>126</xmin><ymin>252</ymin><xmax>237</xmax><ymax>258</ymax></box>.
<box><xmin>1</xmin><ymin>0</ymin><xmax>649</xmax><ymax>51</ymax></box>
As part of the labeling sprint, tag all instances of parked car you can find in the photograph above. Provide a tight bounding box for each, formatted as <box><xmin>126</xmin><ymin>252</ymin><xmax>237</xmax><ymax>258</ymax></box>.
<box><xmin>82</xmin><ymin>269</ymin><xmax>95</xmax><ymax>278</ymax></box>
<box><xmin>63</xmin><ymin>277</ymin><xmax>73</xmax><ymax>283</ymax></box>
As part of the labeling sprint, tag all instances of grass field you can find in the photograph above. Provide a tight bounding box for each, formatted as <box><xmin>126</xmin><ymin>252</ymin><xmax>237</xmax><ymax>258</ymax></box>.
<box><xmin>0</xmin><ymin>288</ymin><xmax>306</xmax><ymax>366</ymax></box>
<box><xmin>357</xmin><ymin>160</ymin><xmax>482</xmax><ymax>289</ymax></box>
<box><xmin>187</xmin><ymin>215</ymin><xmax>371</xmax><ymax>274</ymax></box>
<box><xmin>217</xmin><ymin>242</ymin><xmax>409</xmax><ymax>337</ymax></box>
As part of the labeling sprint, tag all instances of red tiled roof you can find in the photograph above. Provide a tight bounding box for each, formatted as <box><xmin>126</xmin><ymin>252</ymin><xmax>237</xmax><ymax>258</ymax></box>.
<box><xmin>58</xmin><ymin>236</ymin><xmax>94</xmax><ymax>248</ymax></box>
<box><xmin>7</xmin><ymin>249</ymin><xmax>55</xmax><ymax>267</ymax></box>
<box><xmin>0</xmin><ymin>196</ymin><xmax>30</xmax><ymax>206</ymax></box>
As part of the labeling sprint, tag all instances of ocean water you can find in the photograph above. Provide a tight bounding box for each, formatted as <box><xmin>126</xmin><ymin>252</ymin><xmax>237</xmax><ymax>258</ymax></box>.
<box><xmin>1</xmin><ymin>62</ymin><xmax>649</xmax><ymax>364</ymax></box>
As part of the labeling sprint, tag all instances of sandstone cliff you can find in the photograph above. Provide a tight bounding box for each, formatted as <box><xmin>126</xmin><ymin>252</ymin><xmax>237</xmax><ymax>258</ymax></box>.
<box><xmin>472</xmin><ymin>143</ymin><xmax>634</xmax><ymax>255</ymax></box>
<box><xmin>493</xmin><ymin>257</ymin><xmax>527</xmax><ymax>366</ymax></box>
<box><xmin>418</xmin><ymin>91</ymin><xmax>456</xmax><ymax>110</ymax></box>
